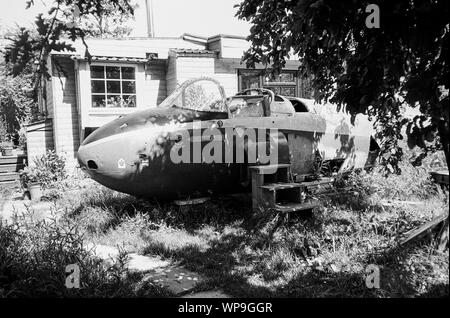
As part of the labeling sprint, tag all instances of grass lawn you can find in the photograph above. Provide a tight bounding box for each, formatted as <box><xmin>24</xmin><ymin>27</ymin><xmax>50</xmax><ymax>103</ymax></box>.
<box><xmin>1</xmin><ymin>152</ymin><xmax>448</xmax><ymax>297</ymax></box>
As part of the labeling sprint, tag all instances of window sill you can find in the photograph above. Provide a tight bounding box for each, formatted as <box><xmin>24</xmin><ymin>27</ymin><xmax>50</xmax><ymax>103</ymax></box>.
<box><xmin>88</xmin><ymin>108</ymin><xmax>138</xmax><ymax>115</ymax></box>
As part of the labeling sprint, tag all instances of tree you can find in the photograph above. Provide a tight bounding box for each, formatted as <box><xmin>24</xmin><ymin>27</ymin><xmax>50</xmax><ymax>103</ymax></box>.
<box><xmin>0</xmin><ymin>71</ymin><xmax>37</xmax><ymax>139</ymax></box>
<box><xmin>59</xmin><ymin>0</ymin><xmax>134</xmax><ymax>38</ymax></box>
<box><xmin>1</xmin><ymin>29</ymin><xmax>37</xmax><ymax>145</ymax></box>
<box><xmin>236</xmin><ymin>0</ymin><xmax>449</xmax><ymax>173</ymax></box>
<box><xmin>1</xmin><ymin>0</ymin><xmax>134</xmax><ymax>144</ymax></box>
<box><xmin>3</xmin><ymin>0</ymin><xmax>134</xmax><ymax>81</ymax></box>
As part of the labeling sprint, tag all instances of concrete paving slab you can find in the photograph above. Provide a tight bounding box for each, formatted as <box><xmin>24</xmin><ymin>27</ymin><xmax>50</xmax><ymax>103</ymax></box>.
<box><xmin>182</xmin><ymin>290</ymin><xmax>231</xmax><ymax>298</ymax></box>
<box><xmin>127</xmin><ymin>253</ymin><xmax>171</xmax><ymax>272</ymax></box>
<box><xmin>85</xmin><ymin>244</ymin><xmax>171</xmax><ymax>272</ymax></box>
<box><xmin>142</xmin><ymin>265</ymin><xmax>206</xmax><ymax>295</ymax></box>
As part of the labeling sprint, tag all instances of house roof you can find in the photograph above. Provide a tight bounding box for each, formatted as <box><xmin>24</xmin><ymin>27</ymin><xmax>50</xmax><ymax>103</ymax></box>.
<box><xmin>50</xmin><ymin>36</ymin><xmax>208</xmax><ymax>60</ymax></box>
<box><xmin>181</xmin><ymin>33</ymin><xmax>248</xmax><ymax>42</ymax></box>
<box><xmin>48</xmin><ymin>34</ymin><xmax>250</xmax><ymax>60</ymax></box>
<box><xmin>69</xmin><ymin>54</ymin><xmax>157</xmax><ymax>63</ymax></box>
<box><xmin>169</xmin><ymin>48</ymin><xmax>217</xmax><ymax>57</ymax></box>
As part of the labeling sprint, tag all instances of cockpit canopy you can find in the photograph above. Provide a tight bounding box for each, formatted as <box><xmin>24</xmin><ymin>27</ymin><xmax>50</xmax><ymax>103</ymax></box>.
<box><xmin>158</xmin><ymin>78</ymin><xmax>296</xmax><ymax>117</ymax></box>
<box><xmin>229</xmin><ymin>88</ymin><xmax>295</xmax><ymax>117</ymax></box>
<box><xmin>159</xmin><ymin>77</ymin><xmax>227</xmax><ymax>113</ymax></box>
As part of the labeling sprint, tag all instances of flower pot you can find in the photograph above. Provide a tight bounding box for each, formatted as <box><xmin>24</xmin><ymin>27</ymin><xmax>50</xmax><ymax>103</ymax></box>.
<box><xmin>1</xmin><ymin>146</ymin><xmax>13</xmax><ymax>156</ymax></box>
<box><xmin>28</xmin><ymin>182</ymin><xmax>42</xmax><ymax>201</ymax></box>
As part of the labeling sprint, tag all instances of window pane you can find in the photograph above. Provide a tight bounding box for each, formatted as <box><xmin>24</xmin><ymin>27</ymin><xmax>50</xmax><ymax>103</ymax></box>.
<box><xmin>264</xmin><ymin>86</ymin><xmax>281</xmax><ymax>95</ymax></box>
<box><xmin>90</xmin><ymin>66</ymin><xmax>104</xmax><ymax>79</ymax></box>
<box><xmin>122</xmin><ymin>67</ymin><xmax>135</xmax><ymax>79</ymax></box>
<box><xmin>106</xmin><ymin>95</ymin><xmax>122</xmax><ymax>108</ymax></box>
<box><xmin>266</xmin><ymin>72</ymin><xmax>295</xmax><ymax>83</ymax></box>
<box><xmin>264</xmin><ymin>86</ymin><xmax>296</xmax><ymax>97</ymax></box>
<box><xmin>122</xmin><ymin>95</ymin><xmax>136</xmax><ymax>107</ymax></box>
<box><xmin>91</xmin><ymin>66</ymin><xmax>137</xmax><ymax>108</ymax></box>
<box><xmin>240</xmin><ymin>70</ymin><xmax>260</xmax><ymax>90</ymax></box>
<box><xmin>122</xmin><ymin>81</ymin><xmax>136</xmax><ymax>94</ymax></box>
<box><xmin>91</xmin><ymin>80</ymin><xmax>105</xmax><ymax>93</ymax></box>
<box><xmin>92</xmin><ymin>95</ymin><xmax>106</xmax><ymax>108</ymax></box>
<box><xmin>106</xmin><ymin>81</ymin><xmax>121</xmax><ymax>93</ymax></box>
<box><xmin>280</xmin><ymin>86</ymin><xmax>296</xmax><ymax>97</ymax></box>
<box><xmin>106</xmin><ymin>66</ymin><xmax>120</xmax><ymax>79</ymax></box>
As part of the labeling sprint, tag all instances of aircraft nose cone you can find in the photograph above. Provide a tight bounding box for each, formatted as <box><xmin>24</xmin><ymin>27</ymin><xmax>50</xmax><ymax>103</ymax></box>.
<box><xmin>77</xmin><ymin>145</ymin><xmax>87</xmax><ymax>168</ymax></box>
<box><xmin>77</xmin><ymin>144</ymin><xmax>99</xmax><ymax>173</ymax></box>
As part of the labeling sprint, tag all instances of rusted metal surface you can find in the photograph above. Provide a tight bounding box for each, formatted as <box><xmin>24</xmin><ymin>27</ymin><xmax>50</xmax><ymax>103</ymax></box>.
<box><xmin>77</xmin><ymin>78</ymin><xmax>377</xmax><ymax>201</ymax></box>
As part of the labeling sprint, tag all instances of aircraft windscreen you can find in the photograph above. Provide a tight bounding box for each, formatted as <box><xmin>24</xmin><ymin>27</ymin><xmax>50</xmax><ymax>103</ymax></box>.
<box><xmin>159</xmin><ymin>79</ymin><xmax>226</xmax><ymax>113</ymax></box>
<box><xmin>228</xmin><ymin>96</ymin><xmax>266</xmax><ymax>117</ymax></box>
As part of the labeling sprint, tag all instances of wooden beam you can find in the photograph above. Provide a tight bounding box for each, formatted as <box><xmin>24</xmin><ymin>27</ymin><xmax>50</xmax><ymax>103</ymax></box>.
<box><xmin>399</xmin><ymin>213</ymin><xmax>449</xmax><ymax>246</ymax></box>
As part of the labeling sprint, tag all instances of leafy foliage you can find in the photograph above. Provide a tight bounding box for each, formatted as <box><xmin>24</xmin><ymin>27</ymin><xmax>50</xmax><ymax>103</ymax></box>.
<box><xmin>236</xmin><ymin>0</ymin><xmax>449</xmax><ymax>172</ymax></box>
<box><xmin>19</xmin><ymin>166</ymin><xmax>44</xmax><ymax>185</ymax></box>
<box><xmin>0</xmin><ymin>116</ymin><xmax>9</xmax><ymax>144</ymax></box>
<box><xmin>20</xmin><ymin>150</ymin><xmax>67</xmax><ymax>188</ymax></box>
<box><xmin>59</xmin><ymin>0</ymin><xmax>134</xmax><ymax>38</ymax></box>
<box><xmin>3</xmin><ymin>0</ymin><xmax>134</xmax><ymax>82</ymax></box>
<box><xmin>0</xmin><ymin>69</ymin><xmax>37</xmax><ymax>144</ymax></box>
<box><xmin>0</xmin><ymin>211</ymin><xmax>155</xmax><ymax>297</ymax></box>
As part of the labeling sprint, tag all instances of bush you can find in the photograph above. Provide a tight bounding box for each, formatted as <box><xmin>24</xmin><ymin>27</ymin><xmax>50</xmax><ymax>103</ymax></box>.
<box><xmin>0</xmin><ymin>212</ymin><xmax>162</xmax><ymax>297</ymax></box>
<box><xmin>17</xmin><ymin>126</ymin><xmax>27</xmax><ymax>151</ymax></box>
<box><xmin>0</xmin><ymin>116</ymin><xmax>8</xmax><ymax>144</ymax></box>
<box><xmin>0</xmin><ymin>72</ymin><xmax>36</xmax><ymax>140</ymax></box>
<box><xmin>331</xmin><ymin>155</ymin><xmax>443</xmax><ymax>210</ymax></box>
<box><xmin>19</xmin><ymin>166</ymin><xmax>44</xmax><ymax>186</ymax></box>
<box><xmin>20</xmin><ymin>150</ymin><xmax>67</xmax><ymax>188</ymax></box>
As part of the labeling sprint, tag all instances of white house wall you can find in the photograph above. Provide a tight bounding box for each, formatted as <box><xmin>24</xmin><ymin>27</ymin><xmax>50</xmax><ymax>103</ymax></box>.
<box><xmin>143</xmin><ymin>60</ymin><xmax>167</xmax><ymax>106</ymax></box>
<box><xmin>26</xmin><ymin>120</ymin><xmax>54</xmax><ymax>166</ymax></box>
<box><xmin>50</xmin><ymin>56</ymin><xmax>80</xmax><ymax>167</ymax></box>
<box><xmin>175</xmin><ymin>56</ymin><xmax>215</xmax><ymax>84</ymax></box>
<box><xmin>70</xmin><ymin>38</ymin><xmax>206</xmax><ymax>59</ymax></box>
<box><xmin>219</xmin><ymin>37</ymin><xmax>250</xmax><ymax>59</ymax></box>
<box><xmin>171</xmin><ymin>55</ymin><xmax>238</xmax><ymax>97</ymax></box>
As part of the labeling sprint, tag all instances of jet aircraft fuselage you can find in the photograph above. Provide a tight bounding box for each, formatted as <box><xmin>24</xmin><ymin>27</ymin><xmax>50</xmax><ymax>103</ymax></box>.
<box><xmin>77</xmin><ymin>78</ymin><xmax>377</xmax><ymax>199</ymax></box>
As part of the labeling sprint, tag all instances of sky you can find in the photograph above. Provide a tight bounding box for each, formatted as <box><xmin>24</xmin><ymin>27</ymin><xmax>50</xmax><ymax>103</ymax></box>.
<box><xmin>0</xmin><ymin>0</ymin><xmax>251</xmax><ymax>37</ymax></box>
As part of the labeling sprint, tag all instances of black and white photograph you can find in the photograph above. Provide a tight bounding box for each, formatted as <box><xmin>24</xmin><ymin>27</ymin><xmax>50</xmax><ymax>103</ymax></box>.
<box><xmin>0</xmin><ymin>0</ymin><xmax>448</xmax><ymax>305</ymax></box>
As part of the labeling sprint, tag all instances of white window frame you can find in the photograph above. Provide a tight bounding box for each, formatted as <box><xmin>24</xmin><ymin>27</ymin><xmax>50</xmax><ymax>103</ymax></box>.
<box><xmin>89</xmin><ymin>62</ymin><xmax>138</xmax><ymax>110</ymax></box>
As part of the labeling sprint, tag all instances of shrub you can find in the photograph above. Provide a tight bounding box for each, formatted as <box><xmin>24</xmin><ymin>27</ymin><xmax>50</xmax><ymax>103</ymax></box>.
<box><xmin>33</xmin><ymin>150</ymin><xmax>67</xmax><ymax>184</ymax></box>
<box><xmin>0</xmin><ymin>116</ymin><xmax>7</xmax><ymax>143</ymax></box>
<box><xmin>20</xmin><ymin>150</ymin><xmax>67</xmax><ymax>188</ymax></box>
<box><xmin>17</xmin><ymin>126</ymin><xmax>27</xmax><ymax>151</ymax></box>
<box><xmin>331</xmin><ymin>156</ymin><xmax>443</xmax><ymax>210</ymax></box>
<box><xmin>0</xmin><ymin>72</ymin><xmax>36</xmax><ymax>140</ymax></box>
<box><xmin>19</xmin><ymin>166</ymin><xmax>44</xmax><ymax>187</ymax></box>
<box><xmin>0</xmin><ymin>211</ymin><xmax>161</xmax><ymax>297</ymax></box>
<box><xmin>0</xmin><ymin>116</ymin><xmax>14</xmax><ymax>149</ymax></box>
